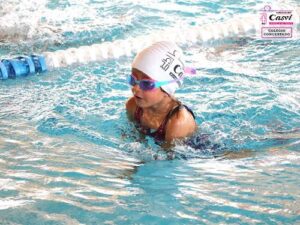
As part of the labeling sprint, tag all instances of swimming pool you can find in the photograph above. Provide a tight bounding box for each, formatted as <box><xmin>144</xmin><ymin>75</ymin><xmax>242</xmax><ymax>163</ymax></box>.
<box><xmin>1</xmin><ymin>0</ymin><xmax>300</xmax><ymax>224</ymax></box>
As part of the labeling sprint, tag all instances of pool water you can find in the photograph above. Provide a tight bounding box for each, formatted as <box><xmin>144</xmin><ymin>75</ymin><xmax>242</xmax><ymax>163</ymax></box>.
<box><xmin>1</xmin><ymin>0</ymin><xmax>300</xmax><ymax>224</ymax></box>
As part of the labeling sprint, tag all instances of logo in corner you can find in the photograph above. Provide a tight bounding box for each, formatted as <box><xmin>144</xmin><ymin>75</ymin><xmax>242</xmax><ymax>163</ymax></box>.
<box><xmin>259</xmin><ymin>5</ymin><xmax>298</xmax><ymax>39</ymax></box>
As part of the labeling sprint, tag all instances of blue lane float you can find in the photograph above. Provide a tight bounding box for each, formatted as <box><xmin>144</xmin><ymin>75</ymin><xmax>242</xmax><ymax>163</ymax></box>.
<box><xmin>0</xmin><ymin>55</ymin><xmax>47</xmax><ymax>80</ymax></box>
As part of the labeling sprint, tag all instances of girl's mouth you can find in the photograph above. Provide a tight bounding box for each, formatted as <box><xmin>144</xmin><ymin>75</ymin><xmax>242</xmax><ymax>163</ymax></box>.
<box><xmin>134</xmin><ymin>95</ymin><xmax>142</xmax><ymax>100</ymax></box>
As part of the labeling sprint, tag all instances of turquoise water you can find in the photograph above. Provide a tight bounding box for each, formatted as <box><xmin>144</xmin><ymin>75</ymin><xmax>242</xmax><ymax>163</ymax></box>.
<box><xmin>1</xmin><ymin>0</ymin><xmax>300</xmax><ymax>224</ymax></box>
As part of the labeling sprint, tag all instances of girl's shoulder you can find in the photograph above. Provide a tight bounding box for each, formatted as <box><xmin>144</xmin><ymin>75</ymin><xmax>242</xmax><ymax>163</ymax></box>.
<box><xmin>125</xmin><ymin>97</ymin><xmax>137</xmax><ymax>120</ymax></box>
<box><xmin>164</xmin><ymin>104</ymin><xmax>197</xmax><ymax>141</ymax></box>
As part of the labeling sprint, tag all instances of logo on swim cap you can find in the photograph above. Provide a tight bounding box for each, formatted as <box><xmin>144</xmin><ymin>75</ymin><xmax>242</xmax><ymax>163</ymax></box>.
<box><xmin>161</xmin><ymin>50</ymin><xmax>176</xmax><ymax>71</ymax></box>
<box><xmin>160</xmin><ymin>50</ymin><xmax>184</xmax><ymax>87</ymax></box>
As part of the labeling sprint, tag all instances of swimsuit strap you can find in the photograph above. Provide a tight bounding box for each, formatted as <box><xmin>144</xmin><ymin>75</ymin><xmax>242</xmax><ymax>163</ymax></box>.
<box><xmin>156</xmin><ymin>104</ymin><xmax>182</xmax><ymax>133</ymax></box>
<box><xmin>134</xmin><ymin>102</ymin><xmax>195</xmax><ymax>141</ymax></box>
<box><xmin>134</xmin><ymin>103</ymin><xmax>180</xmax><ymax>130</ymax></box>
<box><xmin>152</xmin><ymin>104</ymin><xmax>181</xmax><ymax>140</ymax></box>
<box><xmin>183</xmin><ymin>105</ymin><xmax>196</xmax><ymax>119</ymax></box>
<box><xmin>134</xmin><ymin>106</ymin><xmax>143</xmax><ymax>123</ymax></box>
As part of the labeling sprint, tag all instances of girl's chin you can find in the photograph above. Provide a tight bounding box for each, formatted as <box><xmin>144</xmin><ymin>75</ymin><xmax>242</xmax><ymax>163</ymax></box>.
<box><xmin>134</xmin><ymin>97</ymin><xmax>149</xmax><ymax>108</ymax></box>
<box><xmin>135</xmin><ymin>98</ymin><xmax>145</xmax><ymax>106</ymax></box>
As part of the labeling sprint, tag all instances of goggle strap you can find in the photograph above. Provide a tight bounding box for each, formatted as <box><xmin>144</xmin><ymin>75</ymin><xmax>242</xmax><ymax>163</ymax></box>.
<box><xmin>184</xmin><ymin>67</ymin><xmax>196</xmax><ymax>75</ymax></box>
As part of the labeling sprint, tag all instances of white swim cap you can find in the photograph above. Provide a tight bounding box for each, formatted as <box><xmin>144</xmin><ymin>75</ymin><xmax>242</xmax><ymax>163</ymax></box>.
<box><xmin>132</xmin><ymin>41</ymin><xmax>185</xmax><ymax>95</ymax></box>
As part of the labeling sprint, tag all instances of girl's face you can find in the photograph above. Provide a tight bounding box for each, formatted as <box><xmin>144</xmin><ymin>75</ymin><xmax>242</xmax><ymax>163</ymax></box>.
<box><xmin>131</xmin><ymin>68</ymin><xmax>167</xmax><ymax>108</ymax></box>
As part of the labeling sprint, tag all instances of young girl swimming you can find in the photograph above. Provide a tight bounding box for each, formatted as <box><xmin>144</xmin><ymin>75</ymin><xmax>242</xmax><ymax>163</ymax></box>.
<box><xmin>126</xmin><ymin>41</ymin><xmax>197</xmax><ymax>145</ymax></box>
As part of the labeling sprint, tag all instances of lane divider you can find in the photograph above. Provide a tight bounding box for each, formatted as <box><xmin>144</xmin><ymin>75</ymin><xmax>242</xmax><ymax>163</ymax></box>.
<box><xmin>1</xmin><ymin>8</ymin><xmax>299</xmax><ymax>80</ymax></box>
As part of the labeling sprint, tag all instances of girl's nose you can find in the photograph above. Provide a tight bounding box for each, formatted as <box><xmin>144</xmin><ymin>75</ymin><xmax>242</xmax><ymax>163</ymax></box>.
<box><xmin>131</xmin><ymin>84</ymin><xmax>141</xmax><ymax>94</ymax></box>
